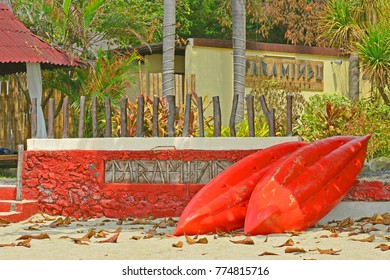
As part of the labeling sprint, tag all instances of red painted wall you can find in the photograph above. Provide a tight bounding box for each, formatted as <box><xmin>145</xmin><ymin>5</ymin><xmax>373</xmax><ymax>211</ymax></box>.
<box><xmin>22</xmin><ymin>149</ymin><xmax>390</xmax><ymax>219</ymax></box>
<box><xmin>22</xmin><ymin>149</ymin><xmax>255</xmax><ymax>219</ymax></box>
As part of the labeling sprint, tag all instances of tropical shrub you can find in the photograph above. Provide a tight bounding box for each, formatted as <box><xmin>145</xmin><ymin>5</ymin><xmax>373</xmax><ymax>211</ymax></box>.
<box><xmin>250</xmin><ymin>80</ymin><xmax>306</xmax><ymax>136</ymax></box>
<box><xmin>295</xmin><ymin>93</ymin><xmax>390</xmax><ymax>160</ymax></box>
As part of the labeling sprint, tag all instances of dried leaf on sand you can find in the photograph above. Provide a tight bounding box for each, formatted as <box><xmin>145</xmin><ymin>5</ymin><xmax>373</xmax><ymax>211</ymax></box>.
<box><xmin>274</xmin><ymin>238</ymin><xmax>294</xmax><ymax>248</ymax></box>
<box><xmin>71</xmin><ymin>229</ymin><xmax>96</xmax><ymax>243</ymax></box>
<box><xmin>97</xmin><ymin>228</ymin><xmax>122</xmax><ymax>243</ymax></box>
<box><xmin>16</xmin><ymin>233</ymin><xmax>50</xmax><ymax>240</ymax></box>
<box><xmin>0</xmin><ymin>243</ymin><xmax>15</xmax><ymax>247</ymax></box>
<box><xmin>285</xmin><ymin>247</ymin><xmax>306</xmax><ymax>254</ymax></box>
<box><xmin>172</xmin><ymin>241</ymin><xmax>184</xmax><ymax>248</ymax></box>
<box><xmin>230</xmin><ymin>237</ymin><xmax>255</xmax><ymax>245</ymax></box>
<box><xmin>185</xmin><ymin>234</ymin><xmax>208</xmax><ymax>245</ymax></box>
<box><xmin>315</xmin><ymin>248</ymin><xmax>342</xmax><ymax>255</ymax></box>
<box><xmin>0</xmin><ymin>219</ymin><xmax>11</xmax><ymax>227</ymax></box>
<box><xmin>258</xmin><ymin>251</ymin><xmax>278</xmax><ymax>256</ymax></box>
<box><xmin>375</xmin><ymin>244</ymin><xmax>389</xmax><ymax>251</ymax></box>
<box><xmin>350</xmin><ymin>235</ymin><xmax>375</xmax><ymax>242</ymax></box>
<box><xmin>16</xmin><ymin>238</ymin><xmax>32</xmax><ymax>248</ymax></box>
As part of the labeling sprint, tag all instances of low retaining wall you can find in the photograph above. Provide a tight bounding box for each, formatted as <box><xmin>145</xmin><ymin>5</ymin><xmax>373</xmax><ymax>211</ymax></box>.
<box><xmin>23</xmin><ymin>137</ymin><xmax>297</xmax><ymax>218</ymax></box>
<box><xmin>22</xmin><ymin>137</ymin><xmax>390</xmax><ymax>219</ymax></box>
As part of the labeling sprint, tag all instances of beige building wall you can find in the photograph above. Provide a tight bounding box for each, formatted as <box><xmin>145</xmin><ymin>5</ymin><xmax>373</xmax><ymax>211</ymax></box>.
<box><xmin>132</xmin><ymin>39</ymin><xmax>371</xmax><ymax>125</ymax></box>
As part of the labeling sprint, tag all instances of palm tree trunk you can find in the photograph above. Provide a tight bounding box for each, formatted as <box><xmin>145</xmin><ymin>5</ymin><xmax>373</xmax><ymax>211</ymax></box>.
<box><xmin>162</xmin><ymin>0</ymin><xmax>176</xmax><ymax>97</ymax></box>
<box><xmin>232</xmin><ymin>0</ymin><xmax>246</xmax><ymax>123</ymax></box>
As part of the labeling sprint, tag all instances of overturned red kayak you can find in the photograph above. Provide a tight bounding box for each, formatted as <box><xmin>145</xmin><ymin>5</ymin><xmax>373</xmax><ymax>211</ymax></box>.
<box><xmin>244</xmin><ymin>135</ymin><xmax>370</xmax><ymax>235</ymax></box>
<box><xmin>173</xmin><ymin>141</ymin><xmax>308</xmax><ymax>236</ymax></box>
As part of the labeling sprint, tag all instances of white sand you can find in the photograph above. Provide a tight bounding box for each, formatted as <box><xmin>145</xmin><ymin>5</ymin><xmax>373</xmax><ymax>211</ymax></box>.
<box><xmin>0</xmin><ymin>213</ymin><xmax>389</xmax><ymax>260</ymax></box>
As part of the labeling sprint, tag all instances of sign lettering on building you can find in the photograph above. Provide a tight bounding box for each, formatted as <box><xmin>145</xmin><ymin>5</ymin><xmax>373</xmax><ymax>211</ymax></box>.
<box><xmin>105</xmin><ymin>160</ymin><xmax>235</xmax><ymax>184</ymax></box>
<box><xmin>245</xmin><ymin>56</ymin><xmax>324</xmax><ymax>91</ymax></box>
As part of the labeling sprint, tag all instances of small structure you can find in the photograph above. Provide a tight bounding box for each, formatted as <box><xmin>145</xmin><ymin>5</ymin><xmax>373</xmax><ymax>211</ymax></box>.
<box><xmin>0</xmin><ymin>3</ymin><xmax>81</xmax><ymax>138</ymax></box>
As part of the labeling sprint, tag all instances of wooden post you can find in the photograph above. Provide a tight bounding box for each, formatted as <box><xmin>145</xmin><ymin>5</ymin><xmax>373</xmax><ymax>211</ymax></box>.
<box><xmin>229</xmin><ymin>94</ymin><xmax>239</xmax><ymax>137</ymax></box>
<box><xmin>286</xmin><ymin>94</ymin><xmax>293</xmax><ymax>136</ymax></box>
<box><xmin>62</xmin><ymin>97</ymin><xmax>69</xmax><ymax>138</ymax></box>
<box><xmin>48</xmin><ymin>98</ymin><xmax>54</xmax><ymax>138</ymax></box>
<box><xmin>197</xmin><ymin>96</ymin><xmax>204</xmax><ymax>137</ymax></box>
<box><xmin>182</xmin><ymin>94</ymin><xmax>192</xmax><ymax>137</ymax></box>
<box><xmin>167</xmin><ymin>95</ymin><xmax>176</xmax><ymax>137</ymax></box>
<box><xmin>92</xmin><ymin>96</ymin><xmax>98</xmax><ymax>138</ymax></box>
<box><xmin>16</xmin><ymin>144</ymin><xmax>24</xmax><ymax>201</ymax></box>
<box><xmin>78</xmin><ymin>96</ymin><xmax>86</xmax><ymax>138</ymax></box>
<box><xmin>31</xmin><ymin>98</ymin><xmax>37</xmax><ymax>138</ymax></box>
<box><xmin>246</xmin><ymin>94</ymin><xmax>255</xmax><ymax>137</ymax></box>
<box><xmin>104</xmin><ymin>96</ymin><xmax>111</xmax><ymax>137</ymax></box>
<box><xmin>136</xmin><ymin>95</ymin><xmax>145</xmax><ymax>137</ymax></box>
<box><xmin>120</xmin><ymin>97</ymin><xmax>128</xmax><ymax>137</ymax></box>
<box><xmin>213</xmin><ymin>96</ymin><xmax>221</xmax><ymax>137</ymax></box>
<box><xmin>153</xmin><ymin>96</ymin><xmax>160</xmax><ymax>137</ymax></box>
<box><xmin>259</xmin><ymin>95</ymin><xmax>275</xmax><ymax>136</ymax></box>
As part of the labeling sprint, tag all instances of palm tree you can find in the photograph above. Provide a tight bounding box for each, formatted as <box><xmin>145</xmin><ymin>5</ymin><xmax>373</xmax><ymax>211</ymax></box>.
<box><xmin>162</xmin><ymin>0</ymin><xmax>176</xmax><ymax>97</ymax></box>
<box><xmin>232</xmin><ymin>0</ymin><xmax>246</xmax><ymax>123</ymax></box>
<box><xmin>356</xmin><ymin>26</ymin><xmax>390</xmax><ymax>105</ymax></box>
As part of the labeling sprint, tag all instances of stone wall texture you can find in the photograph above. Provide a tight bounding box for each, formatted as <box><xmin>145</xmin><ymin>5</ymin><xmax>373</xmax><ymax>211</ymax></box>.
<box><xmin>22</xmin><ymin>149</ymin><xmax>255</xmax><ymax>219</ymax></box>
<box><xmin>22</xmin><ymin>149</ymin><xmax>390</xmax><ymax>219</ymax></box>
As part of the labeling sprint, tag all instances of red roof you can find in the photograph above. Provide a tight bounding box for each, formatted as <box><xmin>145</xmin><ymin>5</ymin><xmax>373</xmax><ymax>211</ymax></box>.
<box><xmin>0</xmin><ymin>3</ymin><xmax>82</xmax><ymax>75</ymax></box>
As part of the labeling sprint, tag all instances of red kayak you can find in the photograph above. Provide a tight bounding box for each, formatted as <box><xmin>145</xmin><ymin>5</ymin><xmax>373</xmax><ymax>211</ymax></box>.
<box><xmin>173</xmin><ymin>141</ymin><xmax>308</xmax><ymax>236</ymax></box>
<box><xmin>244</xmin><ymin>135</ymin><xmax>370</xmax><ymax>235</ymax></box>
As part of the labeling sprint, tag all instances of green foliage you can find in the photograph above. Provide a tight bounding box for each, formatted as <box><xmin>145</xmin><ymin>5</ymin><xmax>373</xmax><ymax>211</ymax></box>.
<box><xmin>356</xmin><ymin>24</ymin><xmax>390</xmax><ymax>104</ymax></box>
<box><xmin>250</xmin><ymin>80</ymin><xmax>306</xmax><ymax>136</ymax></box>
<box><xmin>294</xmin><ymin>93</ymin><xmax>353</xmax><ymax>141</ymax></box>
<box><xmin>295</xmin><ymin>93</ymin><xmax>390</xmax><ymax>160</ymax></box>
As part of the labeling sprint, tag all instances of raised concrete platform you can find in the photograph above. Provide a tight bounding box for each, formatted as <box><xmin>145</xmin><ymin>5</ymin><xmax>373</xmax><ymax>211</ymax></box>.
<box><xmin>27</xmin><ymin>137</ymin><xmax>300</xmax><ymax>151</ymax></box>
<box><xmin>319</xmin><ymin>201</ymin><xmax>390</xmax><ymax>224</ymax></box>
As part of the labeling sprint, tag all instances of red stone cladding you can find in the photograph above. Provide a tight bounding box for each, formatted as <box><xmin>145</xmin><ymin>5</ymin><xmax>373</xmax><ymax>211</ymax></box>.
<box><xmin>21</xmin><ymin>149</ymin><xmax>390</xmax><ymax>219</ymax></box>
<box><xmin>22</xmin><ymin>149</ymin><xmax>256</xmax><ymax>219</ymax></box>
<box><xmin>344</xmin><ymin>180</ymin><xmax>390</xmax><ymax>201</ymax></box>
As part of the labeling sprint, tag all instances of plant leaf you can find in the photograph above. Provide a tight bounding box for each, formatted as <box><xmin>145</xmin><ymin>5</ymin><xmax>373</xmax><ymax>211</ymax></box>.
<box><xmin>98</xmin><ymin>228</ymin><xmax>122</xmax><ymax>243</ymax></box>
<box><xmin>71</xmin><ymin>229</ymin><xmax>96</xmax><ymax>242</ymax></box>
<box><xmin>274</xmin><ymin>238</ymin><xmax>294</xmax><ymax>247</ymax></box>
<box><xmin>375</xmin><ymin>244</ymin><xmax>389</xmax><ymax>251</ymax></box>
<box><xmin>0</xmin><ymin>243</ymin><xmax>15</xmax><ymax>247</ymax></box>
<box><xmin>230</xmin><ymin>237</ymin><xmax>255</xmax><ymax>245</ymax></box>
<box><xmin>185</xmin><ymin>234</ymin><xmax>208</xmax><ymax>245</ymax></box>
<box><xmin>16</xmin><ymin>233</ymin><xmax>50</xmax><ymax>240</ymax></box>
<box><xmin>350</xmin><ymin>235</ymin><xmax>375</xmax><ymax>242</ymax></box>
<box><xmin>258</xmin><ymin>251</ymin><xmax>278</xmax><ymax>256</ymax></box>
<box><xmin>16</xmin><ymin>238</ymin><xmax>32</xmax><ymax>248</ymax></box>
<box><xmin>172</xmin><ymin>241</ymin><xmax>184</xmax><ymax>248</ymax></box>
<box><xmin>316</xmin><ymin>248</ymin><xmax>342</xmax><ymax>255</ymax></box>
<box><xmin>285</xmin><ymin>247</ymin><xmax>306</xmax><ymax>254</ymax></box>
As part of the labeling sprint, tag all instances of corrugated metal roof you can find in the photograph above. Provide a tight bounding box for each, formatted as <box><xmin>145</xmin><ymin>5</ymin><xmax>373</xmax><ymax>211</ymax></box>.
<box><xmin>0</xmin><ymin>3</ymin><xmax>82</xmax><ymax>75</ymax></box>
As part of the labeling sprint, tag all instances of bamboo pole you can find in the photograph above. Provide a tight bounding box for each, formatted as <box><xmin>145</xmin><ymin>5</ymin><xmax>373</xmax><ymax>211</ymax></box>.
<box><xmin>197</xmin><ymin>96</ymin><xmax>205</xmax><ymax>137</ymax></box>
<box><xmin>246</xmin><ymin>94</ymin><xmax>255</xmax><ymax>137</ymax></box>
<box><xmin>182</xmin><ymin>93</ymin><xmax>192</xmax><ymax>137</ymax></box>
<box><xmin>120</xmin><ymin>97</ymin><xmax>128</xmax><ymax>137</ymax></box>
<box><xmin>62</xmin><ymin>97</ymin><xmax>69</xmax><ymax>138</ymax></box>
<box><xmin>31</xmin><ymin>98</ymin><xmax>37</xmax><ymax>138</ymax></box>
<box><xmin>167</xmin><ymin>95</ymin><xmax>176</xmax><ymax>137</ymax></box>
<box><xmin>136</xmin><ymin>95</ymin><xmax>144</xmax><ymax>137</ymax></box>
<box><xmin>153</xmin><ymin>96</ymin><xmax>159</xmax><ymax>137</ymax></box>
<box><xmin>78</xmin><ymin>96</ymin><xmax>86</xmax><ymax>138</ymax></box>
<box><xmin>47</xmin><ymin>98</ymin><xmax>54</xmax><ymax>138</ymax></box>
<box><xmin>229</xmin><ymin>94</ymin><xmax>239</xmax><ymax>137</ymax></box>
<box><xmin>104</xmin><ymin>97</ymin><xmax>111</xmax><ymax>138</ymax></box>
<box><xmin>213</xmin><ymin>96</ymin><xmax>221</xmax><ymax>137</ymax></box>
<box><xmin>92</xmin><ymin>96</ymin><xmax>98</xmax><ymax>138</ymax></box>
<box><xmin>259</xmin><ymin>95</ymin><xmax>275</xmax><ymax>136</ymax></box>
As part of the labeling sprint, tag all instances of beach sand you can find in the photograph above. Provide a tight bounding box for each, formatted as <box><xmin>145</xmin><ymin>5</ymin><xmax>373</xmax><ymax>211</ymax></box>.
<box><xmin>0</xmin><ymin>213</ymin><xmax>389</xmax><ymax>260</ymax></box>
